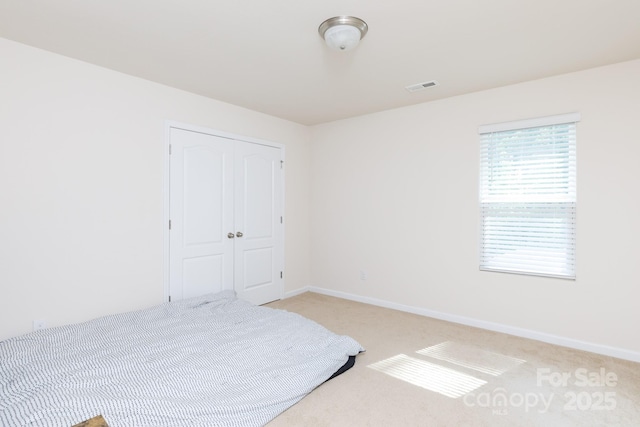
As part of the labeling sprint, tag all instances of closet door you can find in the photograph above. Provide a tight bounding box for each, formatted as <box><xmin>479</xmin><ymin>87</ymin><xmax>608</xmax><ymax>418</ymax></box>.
<box><xmin>168</xmin><ymin>126</ymin><xmax>283</xmax><ymax>305</ymax></box>
<box><xmin>169</xmin><ymin>128</ymin><xmax>234</xmax><ymax>300</ymax></box>
<box><xmin>233</xmin><ymin>142</ymin><xmax>283</xmax><ymax>304</ymax></box>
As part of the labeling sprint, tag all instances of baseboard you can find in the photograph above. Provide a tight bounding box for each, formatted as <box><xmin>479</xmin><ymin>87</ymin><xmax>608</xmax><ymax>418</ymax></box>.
<box><xmin>301</xmin><ymin>286</ymin><xmax>640</xmax><ymax>363</ymax></box>
<box><xmin>283</xmin><ymin>286</ymin><xmax>311</xmax><ymax>299</ymax></box>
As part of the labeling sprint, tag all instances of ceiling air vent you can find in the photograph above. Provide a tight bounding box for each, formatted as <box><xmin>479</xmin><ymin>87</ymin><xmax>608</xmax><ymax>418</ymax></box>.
<box><xmin>405</xmin><ymin>80</ymin><xmax>439</xmax><ymax>93</ymax></box>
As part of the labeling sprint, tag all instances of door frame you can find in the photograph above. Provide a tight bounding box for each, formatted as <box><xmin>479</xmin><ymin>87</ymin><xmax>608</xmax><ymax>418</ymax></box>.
<box><xmin>163</xmin><ymin>120</ymin><xmax>285</xmax><ymax>302</ymax></box>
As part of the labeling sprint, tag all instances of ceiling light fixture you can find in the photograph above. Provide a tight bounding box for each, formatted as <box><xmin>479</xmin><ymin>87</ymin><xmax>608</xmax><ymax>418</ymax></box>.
<box><xmin>318</xmin><ymin>16</ymin><xmax>368</xmax><ymax>51</ymax></box>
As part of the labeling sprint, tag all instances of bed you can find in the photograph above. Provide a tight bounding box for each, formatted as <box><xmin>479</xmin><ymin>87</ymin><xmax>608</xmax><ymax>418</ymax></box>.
<box><xmin>0</xmin><ymin>290</ymin><xmax>364</xmax><ymax>427</ymax></box>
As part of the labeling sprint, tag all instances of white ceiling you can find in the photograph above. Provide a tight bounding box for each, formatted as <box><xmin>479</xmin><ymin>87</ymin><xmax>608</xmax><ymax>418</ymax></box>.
<box><xmin>1</xmin><ymin>0</ymin><xmax>640</xmax><ymax>126</ymax></box>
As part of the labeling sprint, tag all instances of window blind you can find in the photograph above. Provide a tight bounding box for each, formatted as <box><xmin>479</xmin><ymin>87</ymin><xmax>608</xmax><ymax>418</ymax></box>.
<box><xmin>479</xmin><ymin>113</ymin><xmax>579</xmax><ymax>279</ymax></box>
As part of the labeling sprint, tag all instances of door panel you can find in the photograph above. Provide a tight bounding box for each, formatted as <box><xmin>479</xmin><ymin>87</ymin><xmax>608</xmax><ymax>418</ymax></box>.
<box><xmin>169</xmin><ymin>128</ymin><xmax>234</xmax><ymax>301</ymax></box>
<box><xmin>234</xmin><ymin>143</ymin><xmax>283</xmax><ymax>304</ymax></box>
<box><xmin>242</xmin><ymin>248</ymin><xmax>273</xmax><ymax>289</ymax></box>
<box><xmin>183</xmin><ymin>146</ymin><xmax>224</xmax><ymax>245</ymax></box>
<box><xmin>182</xmin><ymin>255</ymin><xmax>224</xmax><ymax>299</ymax></box>
<box><xmin>243</xmin><ymin>154</ymin><xmax>274</xmax><ymax>238</ymax></box>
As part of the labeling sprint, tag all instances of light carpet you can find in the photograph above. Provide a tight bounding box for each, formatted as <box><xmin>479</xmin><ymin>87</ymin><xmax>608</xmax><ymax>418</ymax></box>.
<box><xmin>265</xmin><ymin>292</ymin><xmax>640</xmax><ymax>427</ymax></box>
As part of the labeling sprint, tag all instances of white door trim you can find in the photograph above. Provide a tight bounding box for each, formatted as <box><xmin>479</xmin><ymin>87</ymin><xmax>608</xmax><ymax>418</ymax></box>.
<box><xmin>163</xmin><ymin>120</ymin><xmax>285</xmax><ymax>302</ymax></box>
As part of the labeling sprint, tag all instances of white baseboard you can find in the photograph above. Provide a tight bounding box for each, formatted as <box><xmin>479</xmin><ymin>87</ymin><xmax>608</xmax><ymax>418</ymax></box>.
<box><xmin>283</xmin><ymin>286</ymin><xmax>311</xmax><ymax>299</ymax></box>
<box><xmin>284</xmin><ymin>286</ymin><xmax>640</xmax><ymax>363</ymax></box>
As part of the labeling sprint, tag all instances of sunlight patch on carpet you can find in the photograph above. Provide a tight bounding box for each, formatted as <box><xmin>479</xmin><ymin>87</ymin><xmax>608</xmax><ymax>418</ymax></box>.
<box><xmin>416</xmin><ymin>341</ymin><xmax>526</xmax><ymax>376</ymax></box>
<box><xmin>368</xmin><ymin>354</ymin><xmax>487</xmax><ymax>398</ymax></box>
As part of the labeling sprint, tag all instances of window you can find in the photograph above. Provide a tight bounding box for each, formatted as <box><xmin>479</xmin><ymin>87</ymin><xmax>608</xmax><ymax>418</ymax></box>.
<box><xmin>478</xmin><ymin>113</ymin><xmax>579</xmax><ymax>279</ymax></box>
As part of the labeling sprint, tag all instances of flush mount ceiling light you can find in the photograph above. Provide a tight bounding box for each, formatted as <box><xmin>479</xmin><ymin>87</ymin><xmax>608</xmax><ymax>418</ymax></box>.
<box><xmin>318</xmin><ymin>16</ymin><xmax>368</xmax><ymax>51</ymax></box>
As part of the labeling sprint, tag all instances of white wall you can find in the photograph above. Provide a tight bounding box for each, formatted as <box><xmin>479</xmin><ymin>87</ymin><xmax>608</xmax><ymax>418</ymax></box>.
<box><xmin>0</xmin><ymin>38</ymin><xmax>312</xmax><ymax>340</ymax></box>
<box><xmin>3</xmin><ymin>35</ymin><xmax>638</xmax><ymax>361</ymax></box>
<box><xmin>310</xmin><ymin>59</ymin><xmax>640</xmax><ymax>359</ymax></box>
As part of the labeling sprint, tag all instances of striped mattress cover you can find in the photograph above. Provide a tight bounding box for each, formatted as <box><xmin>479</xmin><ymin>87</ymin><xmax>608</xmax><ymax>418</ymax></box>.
<box><xmin>0</xmin><ymin>290</ymin><xmax>364</xmax><ymax>427</ymax></box>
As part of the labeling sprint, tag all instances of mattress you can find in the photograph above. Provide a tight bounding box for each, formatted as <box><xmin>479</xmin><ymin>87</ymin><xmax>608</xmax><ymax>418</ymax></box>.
<box><xmin>0</xmin><ymin>290</ymin><xmax>364</xmax><ymax>427</ymax></box>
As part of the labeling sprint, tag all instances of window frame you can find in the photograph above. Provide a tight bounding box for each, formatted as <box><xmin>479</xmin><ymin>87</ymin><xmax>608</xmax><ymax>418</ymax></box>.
<box><xmin>478</xmin><ymin>113</ymin><xmax>580</xmax><ymax>280</ymax></box>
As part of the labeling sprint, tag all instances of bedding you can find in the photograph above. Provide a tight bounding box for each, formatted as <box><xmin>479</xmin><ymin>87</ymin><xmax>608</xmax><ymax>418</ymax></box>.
<box><xmin>0</xmin><ymin>290</ymin><xmax>364</xmax><ymax>427</ymax></box>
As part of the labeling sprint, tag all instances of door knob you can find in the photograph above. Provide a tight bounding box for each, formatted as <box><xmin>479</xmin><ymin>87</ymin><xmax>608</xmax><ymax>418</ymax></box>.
<box><xmin>227</xmin><ymin>232</ymin><xmax>235</xmax><ymax>239</ymax></box>
<box><xmin>236</xmin><ymin>231</ymin><xmax>244</xmax><ymax>238</ymax></box>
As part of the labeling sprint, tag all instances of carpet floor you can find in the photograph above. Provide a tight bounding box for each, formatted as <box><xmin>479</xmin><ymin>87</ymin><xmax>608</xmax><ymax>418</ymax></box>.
<box><xmin>265</xmin><ymin>292</ymin><xmax>640</xmax><ymax>427</ymax></box>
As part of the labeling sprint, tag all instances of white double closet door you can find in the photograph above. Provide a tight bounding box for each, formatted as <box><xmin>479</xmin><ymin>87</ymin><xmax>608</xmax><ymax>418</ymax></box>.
<box><xmin>168</xmin><ymin>126</ymin><xmax>283</xmax><ymax>305</ymax></box>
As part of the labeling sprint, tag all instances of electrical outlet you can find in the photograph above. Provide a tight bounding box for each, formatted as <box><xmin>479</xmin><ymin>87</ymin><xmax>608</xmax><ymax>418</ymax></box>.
<box><xmin>359</xmin><ymin>270</ymin><xmax>368</xmax><ymax>281</ymax></box>
<box><xmin>33</xmin><ymin>319</ymin><xmax>47</xmax><ymax>331</ymax></box>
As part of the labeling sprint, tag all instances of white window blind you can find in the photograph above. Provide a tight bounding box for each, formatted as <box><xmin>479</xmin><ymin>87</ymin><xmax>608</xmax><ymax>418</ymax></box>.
<box><xmin>479</xmin><ymin>113</ymin><xmax>579</xmax><ymax>279</ymax></box>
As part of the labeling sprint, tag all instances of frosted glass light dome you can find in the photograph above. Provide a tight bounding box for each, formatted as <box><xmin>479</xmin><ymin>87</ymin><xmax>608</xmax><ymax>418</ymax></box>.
<box><xmin>318</xmin><ymin>16</ymin><xmax>368</xmax><ymax>52</ymax></box>
<box><xmin>324</xmin><ymin>25</ymin><xmax>361</xmax><ymax>51</ymax></box>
